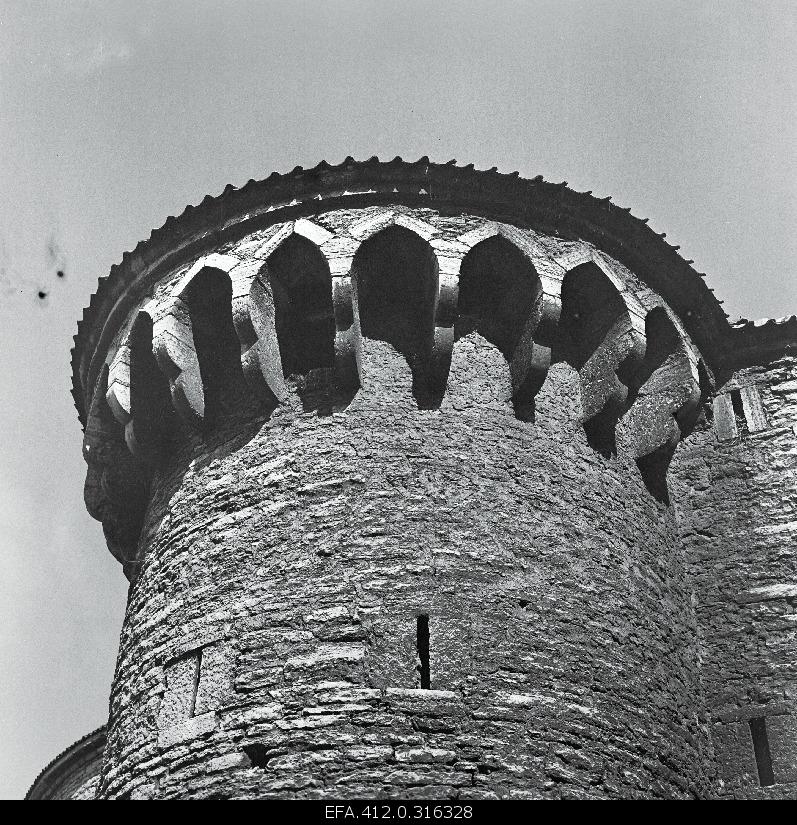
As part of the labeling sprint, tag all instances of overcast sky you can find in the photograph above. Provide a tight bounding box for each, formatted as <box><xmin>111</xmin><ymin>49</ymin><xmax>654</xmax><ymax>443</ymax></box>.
<box><xmin>0</xmin><ymin>0</ymin><xmax>794</xmax><ymax>800</ymax></box>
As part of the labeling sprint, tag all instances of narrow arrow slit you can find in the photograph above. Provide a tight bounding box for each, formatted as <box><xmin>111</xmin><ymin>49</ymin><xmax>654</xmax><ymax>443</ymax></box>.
<box><xmin>749</xmin><ymin>717</ymin><xmax>775</xmax><ymax>787</ymax></box>
<box><xmin>416</xmin><ymin>615</ymin><xmax>430</xmax><ymax>689</ymax></box>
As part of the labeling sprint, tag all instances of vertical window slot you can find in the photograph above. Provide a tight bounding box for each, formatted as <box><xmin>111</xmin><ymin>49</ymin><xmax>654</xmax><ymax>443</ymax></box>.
<box><xmin>416</xmin><ymin>615</ymin><xmax>430</xmax><ymax>690</ymax></box>
<box><xmin>749</xmin><ymin>717</ymin><xmax>775</xmax><ymax>787</ymax></box>
<box><xmin>190</xmin><ymin>647</ymin><xmax>203</xmax><ymax>717</ymax></box>
<box><xmin>730</xmin><ymin>389</ymin><xmax>746</xmax><ymax>430</ymax></box>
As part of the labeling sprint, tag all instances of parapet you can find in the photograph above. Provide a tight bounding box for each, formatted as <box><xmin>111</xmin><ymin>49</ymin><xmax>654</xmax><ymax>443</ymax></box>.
<box><xmin>71</xmin><ymin>158</ymin><xmax>795</xmax><ymax>579</ymax></box>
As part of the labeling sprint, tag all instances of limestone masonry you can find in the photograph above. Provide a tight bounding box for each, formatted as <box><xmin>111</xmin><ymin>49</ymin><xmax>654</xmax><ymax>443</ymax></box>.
<box><xmin>28</xmin><ymin>158</ymin><xmax>796</xmax><ymax>799</ymax></box>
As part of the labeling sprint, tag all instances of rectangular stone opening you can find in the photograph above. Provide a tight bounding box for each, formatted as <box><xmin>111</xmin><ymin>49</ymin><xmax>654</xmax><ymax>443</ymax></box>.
<box><xmin>712</xmin><ymin>392</ymin><xmax>738</xmax><ymax>440</ymax></box>
<box><xmin>416</xmin><ymin>614</ymin><xmax>430</xmax><ymax>689</ymax></box>
<box><xmin>190</xmin><ymin>647</ymin><xmax>203</xmax><ymax>716</ymax></box>
<box><xmin>730</xmin><ymin>389</ymin><xmax>748</xmax><ymax>434</ymax></box>
<box><xmin>749</xmin><ymin>717</ymin><xmax>775</xmax><ymax>787</ymax></box>
<box><xmin>158</xmin><ymin>650</ymin><xmax>201</xmax><ymax>731</ymax></box>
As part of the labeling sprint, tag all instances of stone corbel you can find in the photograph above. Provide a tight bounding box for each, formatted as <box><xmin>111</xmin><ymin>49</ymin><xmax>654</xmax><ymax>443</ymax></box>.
<box><xmin>320</xmin><ymin>234</ymin><xmax>361</xmax><ymax>393</ymax></box>
<box><xmin>621</xmin><ymin>309</ymin><xmax>702</xmax><ymax>459</ymax></box>
<box><xmin>429</xmin><ymin>237</ymin><xmax>466</xmax><ymax>395</ymax></box>
<box><xmin>230</xmin><ymin>259</ymin><xmax>288</xmax><ymax>405</ymax></box>
<box><xmin>565</xmin><ymin>253</ymin><xmax>648</xmax><ymax>425</ymax></box>
<box><xmin>83</xmin><ymin>367</ymin><xmax>148</xmax><ymax>574</ymax></box>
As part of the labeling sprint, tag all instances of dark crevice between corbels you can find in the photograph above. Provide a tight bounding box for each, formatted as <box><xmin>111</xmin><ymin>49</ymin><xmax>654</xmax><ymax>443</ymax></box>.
<box><xmin>636</xmin><ymin>447</ymin><xmax>674</xmax><ymax>505</ymax></box>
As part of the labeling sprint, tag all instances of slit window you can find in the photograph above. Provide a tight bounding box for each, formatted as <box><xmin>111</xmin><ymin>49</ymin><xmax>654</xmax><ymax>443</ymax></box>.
<box><xmin>729</xmin><ymin>388</ymin><xmax>749</xmax><ymax>436</ymax></box>
<box><xmin>714</xmin><ymin>385</ymin><xmax>768</xmax><ymax>441</ymax></box>
<box><xmin>189</xmin><ymin>647</ymin><xmax>202</xmax><ymax>717</ymax></box>
<box><xmin>416</xmin><ymin>615</ymin><xmax>430</xmax><ymax>689</ymax></box>
<box><xmin>749</xmin><ymin>717</ymin><xmax>775</xmax><ymax>787</ymax></box>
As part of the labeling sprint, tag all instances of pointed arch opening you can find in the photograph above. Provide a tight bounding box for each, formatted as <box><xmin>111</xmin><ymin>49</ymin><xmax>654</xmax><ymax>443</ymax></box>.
<box><xmin>557</xmin><ymin>261</ymin><xmax>637</xmax><ymax>455</ymax></box>
<box><xmin>125</xmin><ymin>312</ymin><xmax>175</xmax><ymax>462</ymax></box>
<box><xmin>353</xmin><ymin>225</ymin><xmax>439</xmax><ymax>406</ymax></box>
<box><xmin>456</xmin><ymin>234</ymin><xmax>542</xmax><ymax>418</ymax></box>
<box><xmin>268</xmin><ymin>233</ymin><xmax>336</xmax><ymax>411</ymax></box>
<box><xmin>181</xmin><ymin>268</ymin><xmax>248</xmax><ymax>429</ymax></box>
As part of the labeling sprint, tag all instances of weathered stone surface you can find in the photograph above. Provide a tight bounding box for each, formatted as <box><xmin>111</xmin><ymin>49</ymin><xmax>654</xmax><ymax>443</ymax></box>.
<box><xmin>157</xmin><ymin>712</ymin><xmax>217</xmax><ymax>749</ymax></box>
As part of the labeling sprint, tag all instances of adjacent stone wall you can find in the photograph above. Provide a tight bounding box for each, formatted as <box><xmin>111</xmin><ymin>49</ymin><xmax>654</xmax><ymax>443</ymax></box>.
<box><xmin>671</xmin><ymin>355</ymin><xmax>797</xmax><ymax>798</ymax></box>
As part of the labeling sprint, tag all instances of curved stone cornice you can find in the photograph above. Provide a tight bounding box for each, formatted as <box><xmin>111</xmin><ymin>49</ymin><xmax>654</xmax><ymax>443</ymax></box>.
<box><xmin>729</xmin><ymin>315</ymin><xmax>797</xmax><ymax>367</ymax></box>
<box><xmin>73</xmin><ymin>156</ymin><xmax>762</xmax><ymax>427</ymax></box>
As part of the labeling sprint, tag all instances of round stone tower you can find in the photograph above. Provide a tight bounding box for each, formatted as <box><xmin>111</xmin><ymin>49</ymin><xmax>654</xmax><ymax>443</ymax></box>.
<box><xmin>72</xmin><ymin>158</ymin><xmax>746</xmax><ymax>799</ymax></box>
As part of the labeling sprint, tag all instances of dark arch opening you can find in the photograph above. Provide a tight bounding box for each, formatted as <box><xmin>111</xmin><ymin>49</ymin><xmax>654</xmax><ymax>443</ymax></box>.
<box><xmin>268</xmin><ymin>234</ymin><xmax>336</xmax><ymax>413</ymax></box>
<box><xmin>457</xmin><ymin>235</ymin><xmax>540</xmax><ymax>359</ymax></box>
<box><xmin>126</xmin><ymin>313</ymin><xmax>175</xmax><ymax>462</ymax></box>
<box><xmin>182</xmin><ymin>268</ymin><xmax>248</xmax><ymax>429</ymax></box>
<box><xmin>557</xmin><ymin>262</ymin><xmax>633</xmax><ymax>455</ymax></box>
<box><xmin>457</xmin><ymin>235</ymin><xmax>541</xmax><ymax>418</ymax></box>
<box><xmin>269</xmin><ymin>234</ymin><xmax>335</xmax><ymax>377</ymax></box>
<box><xmin>353</xmin><ymin>225</ymin><xmax>439</xmax><ymax>406</ymax></box>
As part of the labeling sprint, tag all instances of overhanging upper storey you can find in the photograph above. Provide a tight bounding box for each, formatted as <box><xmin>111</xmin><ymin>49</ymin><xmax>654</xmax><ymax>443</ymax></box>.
<box><xmin>71</xmin><ymin>156</ymin><xmax>794</xmax><ymax>428</ymax></box>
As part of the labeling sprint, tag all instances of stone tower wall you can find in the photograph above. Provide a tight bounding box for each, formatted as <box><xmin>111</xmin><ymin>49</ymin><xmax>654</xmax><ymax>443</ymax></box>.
<box><xmin>103</xmin><ymin>369</ymin><xmax>708</xmax><ymax>799</ymax></box>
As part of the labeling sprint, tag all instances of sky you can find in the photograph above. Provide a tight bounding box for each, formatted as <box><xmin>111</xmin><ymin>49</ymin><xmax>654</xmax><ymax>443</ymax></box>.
<box><xmin>0</xmin><ymin>0</ymin><xmax>794</xmax><ymax>800</ymax></box>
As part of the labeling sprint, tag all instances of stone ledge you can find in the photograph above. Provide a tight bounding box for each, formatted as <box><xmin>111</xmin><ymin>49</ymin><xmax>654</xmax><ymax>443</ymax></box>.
<box><xmin>712</xmin><ymin>703</ymin><xmax>795</xmax><ymax>723</ymax></box>
<box><xmin>158</xmin><ymin>712</ymin><xmax>217</xmax><ymax>749</ymax></box>
<box><xmin>736</xmin><ymin>583</ymin><xmax>797</xmax><ymax>604</ymax></box>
